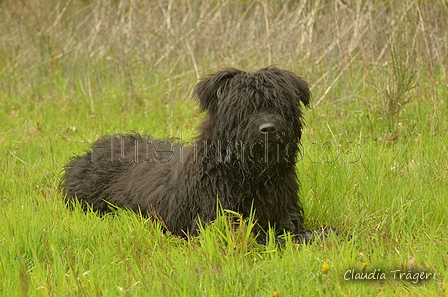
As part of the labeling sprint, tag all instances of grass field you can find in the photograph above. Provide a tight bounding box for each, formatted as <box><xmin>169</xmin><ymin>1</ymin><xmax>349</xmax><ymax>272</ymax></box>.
<box><xmin>1</xmin><ymin>0</ymin><xmax>447</xmax><ymax>296</ymax></box>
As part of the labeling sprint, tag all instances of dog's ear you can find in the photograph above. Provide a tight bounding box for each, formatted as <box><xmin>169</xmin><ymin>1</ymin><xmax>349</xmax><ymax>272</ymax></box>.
<box><xmin>265</xmin><ymin>66</ymin><xmax>311</xmax><ymax>108</ymax></box>
<box><xmin>289</xmin><ymin>74</ymin><xmax>311</xmax><ymax>108</ymax></box>
<box><xmin>194</xmin><ymin>68</ymin><xmax>244</xmax><ymax>113</ymax></box>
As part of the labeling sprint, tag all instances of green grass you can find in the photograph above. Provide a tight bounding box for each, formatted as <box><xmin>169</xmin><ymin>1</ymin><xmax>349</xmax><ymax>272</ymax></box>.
<box><xmin>1</xmin><ymin>0</ymin><xmax>447</xmax><ymax>296</ymax></box>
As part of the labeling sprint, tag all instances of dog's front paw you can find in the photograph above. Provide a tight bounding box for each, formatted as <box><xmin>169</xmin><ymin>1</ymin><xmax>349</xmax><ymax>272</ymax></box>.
<box><xmin>292</xmin><ymin>226</ymin><xmax>340</xmax><ymax>244</ymax></box>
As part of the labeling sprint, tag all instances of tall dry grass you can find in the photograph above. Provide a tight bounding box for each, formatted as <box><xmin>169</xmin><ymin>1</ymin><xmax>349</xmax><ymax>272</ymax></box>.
<box><xmin>0</xmin><ymin>0</ymin><xmax>446</xmax><ymax>114</ymax></box>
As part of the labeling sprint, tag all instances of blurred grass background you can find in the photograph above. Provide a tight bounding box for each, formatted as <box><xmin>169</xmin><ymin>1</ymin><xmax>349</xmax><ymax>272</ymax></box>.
<box><xmin>0</xmin><ymin>0</ymin><xmax>447</xmax><ymax>296</ymax></box>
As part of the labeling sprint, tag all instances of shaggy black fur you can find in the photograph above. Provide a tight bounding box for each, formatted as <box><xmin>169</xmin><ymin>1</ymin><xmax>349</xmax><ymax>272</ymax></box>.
<box><xmin>62</xmin><ymin>66</ymin><xmax>327</xmax><ymax>243</ymax></box>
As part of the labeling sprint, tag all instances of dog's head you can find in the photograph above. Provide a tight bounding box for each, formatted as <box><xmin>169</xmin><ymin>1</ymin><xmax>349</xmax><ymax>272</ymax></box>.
<box><xmin>194</xmin><ymin>66</ymin><xmax>310</xmax><ymax>113</ymax></box>
<box><xmin>193</xmin><ymin>66</ymin><xmax>311</xmax><ymax>164</ymax></box>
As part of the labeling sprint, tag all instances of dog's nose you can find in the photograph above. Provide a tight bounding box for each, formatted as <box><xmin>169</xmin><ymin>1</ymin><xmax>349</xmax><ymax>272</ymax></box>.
<box><xmin>259</xmin><ymin>123</ymin><xmax>277</xmax><ymax>134</ymax></box>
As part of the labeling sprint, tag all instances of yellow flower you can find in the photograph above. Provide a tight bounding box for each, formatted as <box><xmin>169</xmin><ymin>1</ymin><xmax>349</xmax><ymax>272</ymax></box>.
<box><xmin>322</xmin><ymin>263</ymin><xmax>330</xmax><ymax>274</ymax></box>
<box><xmin>272</xmin><ymin>292</ymin><xmax>278</xmax><ymax>297</ymax></box>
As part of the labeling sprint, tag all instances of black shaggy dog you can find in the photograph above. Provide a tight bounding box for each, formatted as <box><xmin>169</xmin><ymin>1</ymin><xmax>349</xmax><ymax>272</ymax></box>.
<box><xmin>62</xmin><ymin>66</ymin><xmax>331</xmax><ymax>243</ymax></box>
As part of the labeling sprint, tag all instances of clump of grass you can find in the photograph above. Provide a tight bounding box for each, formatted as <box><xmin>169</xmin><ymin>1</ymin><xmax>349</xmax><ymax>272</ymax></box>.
<box><xmin>381</xmin><ymin>34</ymin><xmax>417</xmax><ymax>131</ymax></box>
<box><xmin>196</xmin><ymin>206</ymin><xmax>261</xmax><ymax>258</ymax></box>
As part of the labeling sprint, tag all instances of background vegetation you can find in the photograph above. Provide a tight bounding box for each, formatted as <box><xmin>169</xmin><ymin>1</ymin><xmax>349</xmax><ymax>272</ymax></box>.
<box><xmin>0</xmin><ymin>0</ymin><xmax>446</xmax><ymax>295</ymax></box>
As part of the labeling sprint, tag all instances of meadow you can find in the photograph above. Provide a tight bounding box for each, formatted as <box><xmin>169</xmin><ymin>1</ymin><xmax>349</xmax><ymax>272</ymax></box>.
<box><xmin>0</xmin><ymin>0</ymin><xmax>447</xmax><ymax>295</ymax></box>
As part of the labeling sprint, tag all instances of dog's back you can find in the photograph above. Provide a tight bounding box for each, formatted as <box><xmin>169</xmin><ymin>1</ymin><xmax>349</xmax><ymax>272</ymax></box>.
<box><xmin>63</xmin><ymin>134</ymin><xmax>172</xmax><ymax>212</ymax></box>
